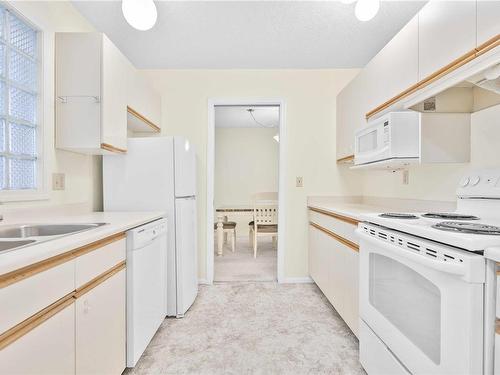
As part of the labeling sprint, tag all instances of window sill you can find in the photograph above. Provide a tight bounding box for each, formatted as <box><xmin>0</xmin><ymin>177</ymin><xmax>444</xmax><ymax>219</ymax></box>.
<box><xmin>0</xmin><ymin>190</ymin><xmax>49</xmax><ymax>203</ymax></box>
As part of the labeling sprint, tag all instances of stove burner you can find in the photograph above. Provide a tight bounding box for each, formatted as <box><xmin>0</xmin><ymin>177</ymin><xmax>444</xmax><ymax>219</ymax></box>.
<box><xmin>422</xmin><ymin>213</ymin><xmax>480</xmax><ymax>220</ymax></box>
<box><xmin>379</xmin><ymin>213</ymin><xmax>418</xmax><ymax>219</ymax></box>
<box><xmin>432</xmin><ymin>221</ymin><xmax>500</xmax><ymax>235</ymax></box>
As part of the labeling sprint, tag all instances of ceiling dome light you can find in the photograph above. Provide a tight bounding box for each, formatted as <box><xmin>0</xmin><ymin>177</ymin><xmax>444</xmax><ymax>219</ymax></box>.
<box><xmin>122</xmin><ymin>0</ymin><xmax>157</xmax><ymax>31</ymax></box>
<box><xmin>355</xmin><ymin>0</ymin><xmax>380</xmax><ymax>22</ymax></box>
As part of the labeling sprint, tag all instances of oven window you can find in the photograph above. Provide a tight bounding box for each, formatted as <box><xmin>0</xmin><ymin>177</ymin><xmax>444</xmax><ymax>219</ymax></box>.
<box><xmin>358</xmin><ymin>130</ymin><xmax>377</xmax><ymax>153</ymax></box>
<box><xmin>369</xmin><ymin>253</ymin><xmax>441</xmax><ymax>364</ymax></box>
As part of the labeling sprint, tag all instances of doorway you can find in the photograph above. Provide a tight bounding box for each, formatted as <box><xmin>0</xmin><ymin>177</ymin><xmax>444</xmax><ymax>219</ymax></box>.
<box><xmin>206</xmin><ymin>99</ymin><xmax>286</xmax><ymax>284</ymax></box>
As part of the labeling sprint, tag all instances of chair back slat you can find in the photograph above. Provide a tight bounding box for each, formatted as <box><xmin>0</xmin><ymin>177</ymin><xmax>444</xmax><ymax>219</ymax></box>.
<box><xmin>253</xmin><ymin>205</ymin><xmax>278</xmax><ymax>225</ymax></box>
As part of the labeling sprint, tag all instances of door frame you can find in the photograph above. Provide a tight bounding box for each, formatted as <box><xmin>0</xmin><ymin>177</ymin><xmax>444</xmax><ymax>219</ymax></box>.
<box><xmin>206</xmin><ymin>98</ymin><xmax>286</xmax><ymax>284</ymax></box>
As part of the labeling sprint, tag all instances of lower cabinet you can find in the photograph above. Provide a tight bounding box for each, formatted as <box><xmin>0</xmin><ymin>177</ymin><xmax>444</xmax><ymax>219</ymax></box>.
<box><xmin>76</xmin><ymin>269</ymin><xmax>126</xmax><ymax>375</ymax></box>
<box><xmin>0</xmin><ymin>301</ymin><xmax>75</xmax><ymax>375</ymax></box>
<box><xmin>309</xmin><ymin>221</ymin><xmax>359</xmax><ymax>336</ymax></box>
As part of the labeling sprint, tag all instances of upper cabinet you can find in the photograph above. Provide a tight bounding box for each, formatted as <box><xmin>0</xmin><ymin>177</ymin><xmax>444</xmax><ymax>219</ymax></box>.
<box><xmin>477</xmin><ymin>0</ymin><xmax>500</xmax><ymax>46</ymax></box>
<box><xmin>364</xmin><ymin>15</ymin><xmax>419</xmax><ymax>108</ymax></box>
<box><xmin>56</xmin><ymin>32</ymin><xmax>128</xmax><ymax>154</ymax></box>
<box><xmin>56</xmin><ymin>32</ymin><xmax>162</xmax><ymax>154</ymax></box>
<box><xmin>336</xmin><ymin>15</ymin><xmax>418</xmax><ymax>160</ymax></box>
<box><xmin>418</xmin><ymin>1</ymin><xmax>476</xmax><ymax>80</ymax></box>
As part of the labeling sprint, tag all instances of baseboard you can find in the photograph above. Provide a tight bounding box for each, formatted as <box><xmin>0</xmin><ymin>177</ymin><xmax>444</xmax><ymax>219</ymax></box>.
<box><xmin>198</xmin><ymin>278</ymin><xmax>211</xmax><ymax>285</ymax></box>
<box><xmin>280</xmin><ymin>276</ymin><xmax>313</xmax><ymax>284</ymax></box>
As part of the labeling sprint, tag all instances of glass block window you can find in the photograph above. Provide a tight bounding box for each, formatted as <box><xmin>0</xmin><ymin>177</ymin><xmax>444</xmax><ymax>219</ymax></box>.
<box><xmin>0</xmin><ymin>5</ymin><xmax>38</xmax><ymax>190</ymax></box>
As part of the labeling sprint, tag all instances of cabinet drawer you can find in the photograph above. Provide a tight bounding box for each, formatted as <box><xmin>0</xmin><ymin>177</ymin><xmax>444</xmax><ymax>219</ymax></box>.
<box><xmin>308</xmin><ymin>208</ymin><xmax>359</xmax><ymax>244</ymax></box>
<box><xmin>0</xmin><ymin>260</ymin><xmax>75</xmax><ymax>335</ymax></box>
<box><xmin>0</xmin><ymin>301</ymin><xmax>75</xmax><ymax>375</ymax></box>
<box><xmin>75</xmin><ymin>236</ymin><xmax>126</xmax><ymax>288</ymax></box>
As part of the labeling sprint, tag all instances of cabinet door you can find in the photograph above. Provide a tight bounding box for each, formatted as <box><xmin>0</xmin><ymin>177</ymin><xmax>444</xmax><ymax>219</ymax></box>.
<box><xmin>364</xmin><ymin>15</ymin><xmax>418</xmax><ymax>111</ymax></box>
<box><xmin>308</xmin><ymin>225</ymin><xmax>330</xmax><ymax>295</ymax></box>
<box><xmin>76</xmin><ymin>269</ymin><xmax>126</xmax><ymax>375</ymax></box>
<box><xmin>0</xmin><ymin>302</ymin><xmax>75</xmax><ymax>375</ymax></box>
<box><xmin>336</xmin><ymin>74</ymin><xmax>366</xmax><ymax>159</ymax></box>
<box><xmin>477</xmin><ymin>0</ymin><xmax>500</xmax><ymax>46</ymax></box>
<box><xmin>418</xmin><ymin>1</ymin><xmax>476</xmax><ymax>80</ymax></box>
<box><xmin>55</xmin><ymin>32</ymin><xmax>101</xmax><ymax>151</ymax></box>
<box><xmin>101</xmin><ymin>35</ymin><xmax>128</xmax><ymax>151</ymax></box>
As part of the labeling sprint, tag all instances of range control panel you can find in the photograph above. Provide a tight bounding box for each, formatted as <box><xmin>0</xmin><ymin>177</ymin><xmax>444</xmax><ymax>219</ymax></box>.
<box><xmin>456</xmin><ymin>169</ymin><xmax>500</xmax><ymax>199</ymax></box>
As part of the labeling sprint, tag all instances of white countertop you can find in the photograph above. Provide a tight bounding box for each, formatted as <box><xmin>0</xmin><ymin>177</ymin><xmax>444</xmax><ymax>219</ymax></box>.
<box><xmin>0</xmin><ymin>211</ymin><xmax>165</xmax><ymax>275</ymax></box>
<box><xmin>307</xmin><ymin>196</ymin><xmax>456</xmax><ymax>222</ymax></box>
<box><xmin>307</xmin><ymin>202</ymin><xmax>406</xmax><ymax>221</ymax></box>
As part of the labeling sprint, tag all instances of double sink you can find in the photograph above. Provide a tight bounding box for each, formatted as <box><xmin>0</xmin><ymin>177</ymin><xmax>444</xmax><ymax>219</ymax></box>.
<box><xmin>0</xmin><ymin>223</ymin><xmax>107</xmax><ymax>254</ymax></box>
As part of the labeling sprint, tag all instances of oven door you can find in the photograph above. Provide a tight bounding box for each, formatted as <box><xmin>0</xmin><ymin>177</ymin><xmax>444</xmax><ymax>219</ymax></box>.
<box><xmin>358</xmin><ymin>230</ymin><xmax>484</xmax><ymax>375</ymax></box>
<box><xmin>354</xmin><ymin>122</ymin><xmax>390</xmax><ymax>165</ymax></box>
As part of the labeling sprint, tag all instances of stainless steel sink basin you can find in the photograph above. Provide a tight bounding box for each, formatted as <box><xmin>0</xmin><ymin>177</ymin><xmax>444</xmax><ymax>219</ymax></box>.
<box><xmin>0</xmin><ymin>223</ymin><xmax>107</xmax><ymax>239</ymax></box>
<box><xmin>0</xmin><ymin>240</ymin><xmax>36</xmax><ymax>253</ymax></box>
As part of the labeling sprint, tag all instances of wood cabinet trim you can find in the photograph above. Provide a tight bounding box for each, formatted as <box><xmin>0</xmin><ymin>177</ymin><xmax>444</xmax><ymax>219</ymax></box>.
<box><xmin>336</xmin><ymin>155</ymin><xmax>354</xmax><ymax>164</ymax></box>
<box><xmin>309</xmin><ymin>221</ymin><xmax>359</xmax><ymax>252</ymax></box>
<box><xmin>0</xmin><ymin>293</ymin><xmax>74</xmax><ymax>350</ymax></box>
<box><xmin>127</xmin><ymin>106</ymin><xmax>161</xmax><ymax>132</ymax></box>
<box><xmin>75</xmin><ymin>260</ymin><xmax>126</xmax><ymax>298</ymax></box>
<box><xmin>365</xmin><ymin>33</ymin><xmax>500</xmax><ymax>119</ymax></box>
<box><xmin>0</xmin><ymin>232</ymin><xmax>126</xmax><ymax>289</ymax></box>
<box><xmin>101</xmin><ymin>143</ymin><xmax>127</xmax><ymax>154</ymax></box>
<box><xmin>308</xmin><ymin>206</ymin><xmax>359</xmax><ymax>226</ymax></box>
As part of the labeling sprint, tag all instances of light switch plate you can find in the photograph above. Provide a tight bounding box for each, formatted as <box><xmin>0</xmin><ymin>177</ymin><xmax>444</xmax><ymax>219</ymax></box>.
<box><xmin>52</xmin><ymin>173</ymin><xmax>65</xmax><ymax>190</ymax></box>
<box><xmin>296</xmin><ymin>176</ymin><xmax>303</xmax><ymax>187</ymax></box>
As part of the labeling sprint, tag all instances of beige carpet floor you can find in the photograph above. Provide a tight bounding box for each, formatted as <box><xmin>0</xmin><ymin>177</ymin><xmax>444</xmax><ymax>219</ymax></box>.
<box><xmin>214</xmin><ymin>237</ymin><xmax>277</xmax><ymax>282</ymax></box>
<box><xmin>125</xmin><ymin>282</ymin><xmax>364</xmax><ymax>375</ymax></box>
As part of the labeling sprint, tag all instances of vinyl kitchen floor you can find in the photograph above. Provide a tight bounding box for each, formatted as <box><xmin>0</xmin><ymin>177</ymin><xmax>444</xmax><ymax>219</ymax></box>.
<box><xmin>214</xmin><ymin>237</ymin><xmax>277</xmax><ymax>282</ymax></box>
<box><xmin>125</xmin><ymin>282</ymin><xmax>364</xmax><ymax>375</ymax></box>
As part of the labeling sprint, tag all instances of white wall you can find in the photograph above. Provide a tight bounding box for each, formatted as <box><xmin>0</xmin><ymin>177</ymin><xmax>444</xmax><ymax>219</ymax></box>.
<box><xmin>359</xmin><ymin>103</ymin><xmax>500</xmax><ymax>201</ymax></box>
<box><xmin>143</xmin><ymin>69</ymin><xmax>362</xmax><ymax>280</ymax></box>
<box><xmin>215</xmin><ymin>127</ymin><xmax>279</xmax><ymax>207</ymax></box>
<box><xmin>3</xmin><ymin>1</ymin><xmax>101</xmax><ymax>210</ymax></box>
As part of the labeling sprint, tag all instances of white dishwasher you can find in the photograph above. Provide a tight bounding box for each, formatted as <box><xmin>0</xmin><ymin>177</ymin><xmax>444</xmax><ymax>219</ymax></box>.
<box><xmin>126</xmin><ymin>218</ymin><xmax>168</xmax><ymax>367</ymax></box>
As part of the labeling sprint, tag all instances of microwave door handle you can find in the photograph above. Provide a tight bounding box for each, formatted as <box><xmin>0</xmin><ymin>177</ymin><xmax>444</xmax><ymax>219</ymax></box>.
<box><xmin>357</xmin><ymin>230</ymin><xmax>466</xmax><ymax>276</ymax></box>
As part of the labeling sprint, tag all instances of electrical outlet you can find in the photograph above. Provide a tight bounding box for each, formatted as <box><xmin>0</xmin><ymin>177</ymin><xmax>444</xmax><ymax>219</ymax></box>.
<box><xmin>52</xmin><ymin>173</ymin><xmax>65</xmax><ymax>190</ymax></box>
<box><xmin>402</xmin><ymin>170</ymin><xmax>409</xmax><ymax>185</ymax></box>
<box><xmin>296</xmin><ymin>176</ymin><xmax>303</xmax><ymax>187</ymax></box>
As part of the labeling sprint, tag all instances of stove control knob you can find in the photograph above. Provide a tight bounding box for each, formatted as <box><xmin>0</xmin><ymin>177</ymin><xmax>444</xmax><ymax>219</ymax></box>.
<box><xmin>460</xmin><ymin>177</ymin><xmax>470</xmax><ymax>187</ymax></box>
<box><xmin>470</xmin><ymin>176</ymin><xmax>481</xmax><ymax>186</ymax></box>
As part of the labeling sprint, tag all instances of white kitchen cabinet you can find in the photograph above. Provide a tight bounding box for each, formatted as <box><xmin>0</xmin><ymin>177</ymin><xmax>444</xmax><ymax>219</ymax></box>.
<box><xmin>127</xmin><ymin>70</ymin><xmax>161</xmax><ymax>134</ymax></box>
<box><xmin>336</xmin><ymin>71</ymin><xmax>367</xmax><ymax>160</ymax></box>
<box><xmin>0</xmin><ymin>302</ymin><xmax>75</xmax><ymax>375</ymax></box>
<box><xmin>477</xmin><ymin>0</ymin><xmax>500</xmax><ymax>47</ymax></box>
<box><xmin>308</xmin><ymin>214</ymin><xmax>359</xmax><ymax>337</ymax></box>
<box><xmin>418</xmin><ymin>1</ymin><xmax>476</xmax><ymax>80</ymax></box>
<box><xmin>364</xmin><ymin>14</ymin><xmax>419</xmax><ymax>111</ymax></box>
<box><xmin>76</xmin><ymin>269</ymin><xmax>126</xmax><ymax>375</ymax></box>
<box><xmin>56</xmin><ymin>32</ymin><xmax>129</xmax><ymax>154</ymax></box>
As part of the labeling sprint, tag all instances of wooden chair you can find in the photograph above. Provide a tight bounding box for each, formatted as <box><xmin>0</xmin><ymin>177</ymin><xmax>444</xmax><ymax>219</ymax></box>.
<box><xmin>251</xmin><ymin>203</ymin><xmax>278</xmax><ymax>258</ymax></box>
<box><xmin>248</xmin><ymin>192</ymin><xmax>278</xmax><ymax>246</ymax></box>
<box><xmin>214</xmin><ymin>219</ymin><xmax>237</xmax><ymax>253</ymax></box>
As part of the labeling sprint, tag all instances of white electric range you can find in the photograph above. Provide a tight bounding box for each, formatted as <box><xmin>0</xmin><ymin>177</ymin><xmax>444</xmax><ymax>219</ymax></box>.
<box><xmin>357</xmin><ymin>168</ymin><xmax>500</xmax><ymax>375</ymax></box>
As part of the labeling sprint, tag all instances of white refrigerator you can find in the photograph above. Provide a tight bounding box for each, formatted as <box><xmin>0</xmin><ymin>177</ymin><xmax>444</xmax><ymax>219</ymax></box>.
<box><xmin>103</xmin><ymin>136</ymin><xmax>198</xmax><ymax>317</ymax></box>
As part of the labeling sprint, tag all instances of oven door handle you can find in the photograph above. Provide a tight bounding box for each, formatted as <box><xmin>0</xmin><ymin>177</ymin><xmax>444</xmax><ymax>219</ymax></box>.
<box><xmin>357</xmin><ymin>230</ymin><xmax>467</xmax><ymax>277</ymax></box>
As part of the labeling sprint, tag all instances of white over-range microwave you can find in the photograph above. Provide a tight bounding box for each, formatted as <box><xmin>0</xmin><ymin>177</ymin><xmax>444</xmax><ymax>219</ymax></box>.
<box><xmin>354</xmin><ymin>111</ymin><xmax>420</xmax><ymax>167</ymax></box>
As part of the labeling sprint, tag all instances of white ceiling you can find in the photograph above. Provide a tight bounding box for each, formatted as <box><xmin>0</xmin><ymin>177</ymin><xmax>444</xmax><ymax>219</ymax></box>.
<box><xmin>215</xmin><ymin>106</ymin><xmax>279</xmax><ymax>128</ymax></box>
<box><xmin>71</xmin><ymin>1</ymin><xmax>426</xmax><ymax>69</ymax></box>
